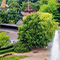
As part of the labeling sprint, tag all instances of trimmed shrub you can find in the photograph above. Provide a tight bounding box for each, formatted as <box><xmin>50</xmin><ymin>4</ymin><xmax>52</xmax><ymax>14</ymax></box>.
<box><xmin>14</xmin><ymin>41</ymin><xmax>30</xmax><ymax>53</ymax></box>
<box><xmin>14</xmin><ymin>13</ymin><xmax>58</xmax><ymax>53</ymax></box>
<box><xmin>0</xmin><ymin>47</ymin><xmax>14</xmax><ymax>54</ymax></box>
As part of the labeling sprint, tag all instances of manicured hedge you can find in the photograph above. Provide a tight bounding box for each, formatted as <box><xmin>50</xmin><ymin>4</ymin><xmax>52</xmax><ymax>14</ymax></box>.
<box><xmin>0</xmin><ymin>44</ymin><xmax>13</xmax><ymax>51</ymax></box>
<box><xmin>0</xmin><ymin>47</ymin><xmax>14</xmax><ymax>54</ymax></box>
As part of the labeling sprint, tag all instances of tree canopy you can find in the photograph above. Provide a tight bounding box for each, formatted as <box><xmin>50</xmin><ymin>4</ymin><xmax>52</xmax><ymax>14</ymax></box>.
<box><xmin>40</xmin><ymin>0</ymin><xmax>60</xmax><ymax>22</ymax></box>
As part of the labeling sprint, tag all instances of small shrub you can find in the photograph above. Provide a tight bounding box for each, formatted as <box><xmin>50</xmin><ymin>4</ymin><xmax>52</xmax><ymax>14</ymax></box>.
<box><xmin>9</xmin><ymin>20</ymin><xmax>15</xmax><ymax>24</ymax></box>
<box><xmin>0</xmin><ymin>32</ymin><xmax>10</xmax><ymax>48</ymax></box>
<box><xmin>14</xmin><ymin>41</ymin><xmax>30</xmax><ymax>53</ymax></box>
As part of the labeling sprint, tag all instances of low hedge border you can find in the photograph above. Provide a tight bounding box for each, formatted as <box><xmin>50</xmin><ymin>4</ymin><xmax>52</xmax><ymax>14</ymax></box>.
<box><xmin>0</xmin><ymin>44</ymin><xmax>13</xmax><ymax>50</ymax></box>
<box><xmin>0</xmin><ymin>47</ymin><xmax>14</xmax><ymax>54</ymax></box>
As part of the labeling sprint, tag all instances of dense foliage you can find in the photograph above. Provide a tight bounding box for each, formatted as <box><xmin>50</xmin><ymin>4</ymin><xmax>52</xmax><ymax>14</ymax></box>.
<box><xmin>40</xmin><ymin>0</ymin><xmax>60</xmax><ymax>22</ymax></box>
<box><xmin>14</xmin><ymin>41</ymin><xmax>30</xmax><ymax>53</ymax></box>
<box><xmin>21</xmin><ymin>1</ymin><xmax>40</xmax><ymax>11</ymax></box>
<box><xmin>14</xmin><ymin>13</ymin><xmax>58</xmax><ymax>53</ymax></box>
<box><xmin>7</xmin><ymin>0</ymin><xmax>41</xmax><ymax>11</ymax></box>
<box><xmin>7</xmin><ymin>0</ymin><xmax>41</xmax><ymax>5</ymax></box>
<box><xmin>0</xmin><ymin>8</ymin><xmax>22</xmax><ymax>23</ymax></box>
<box><xmin>9</xmin><ymin>2</ymin><xmax>20</xmax><ymax>9</ymax></box>
<box><xmin>0</xmin><ymin>32</ymin><xmax>10</xmax><ymax>48</ymax></box>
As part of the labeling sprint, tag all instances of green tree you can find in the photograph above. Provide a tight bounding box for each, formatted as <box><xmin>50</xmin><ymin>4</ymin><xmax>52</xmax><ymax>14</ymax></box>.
<box><xmin>9</xmin><ymin>2</ymin><xmax>20</xmax><ymax>9</ymax></box>
<box><xmin>17</xmin><ymin>0</ymin><xmax>41</xmax><ymax>5</ymax></box>
<box><xmin>40</xmin><ymin>0</ymin><xmax>48</xmax><ymax>6</ymax></box>
<box><xmin>0</xmin><ymin>8</ymin><xmax>23</xmax><ymax>23</ymax></box>
<box><xmin>7</xmin><ymin>0</ymin><xmax>40</xmax><ymax>6</ymax></box>
<box><xmin>21</xmin><ymin>2</ymin><xmax>27</xmax><ymax>11</ymax></box>
<box><xmin>0</xmin><ymin>9</ymin><xmax>7</xmax><ymax>23</ymax></box>
<box><xmin>7</xmin><ymin>8</ymin><xmax>22</xmax><ymax>23</ymax></box>
<box><xmin>14</xmin><ymin>13</ymin><xmax>58</xmax><ymax>53</ymax></box>
<box><xmin>0</xmin><ymin>32</ymin><xmax>10</xmax><ymax>48</ymax></box>
<box><xmin>40</xmin><ymin>0</ymin><xmax>60</xmax><ymax>22</ymax></box>
<box><xmin>31</xmin><ymin>1</ymin><xmax>40</xmax><ymax>11</ymax></box>
<box><xmin>21</xmin><ymin>1</ymin><xmax>40</xmax><ymax>11</ymax></box>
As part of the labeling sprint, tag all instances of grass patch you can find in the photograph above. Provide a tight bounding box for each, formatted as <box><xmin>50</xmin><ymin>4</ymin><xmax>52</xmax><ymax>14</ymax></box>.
<box><xmin>0</xmin><ymin>31</ymin><xmax>9</xmax><ymax>34</ymax></box>
<box><xmin>0</xmin><ymin>55</ymin><xmax>27</xmax><ymax>60</ymax></box>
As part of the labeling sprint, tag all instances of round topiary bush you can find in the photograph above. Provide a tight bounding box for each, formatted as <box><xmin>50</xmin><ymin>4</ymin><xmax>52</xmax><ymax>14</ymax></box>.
<box><xmin>14</xmin><ymin>13</ymin><xmax>58</xmax><ymax>53</ymax></box>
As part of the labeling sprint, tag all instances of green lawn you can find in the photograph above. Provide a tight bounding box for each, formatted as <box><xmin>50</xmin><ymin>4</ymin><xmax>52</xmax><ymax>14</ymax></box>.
<box><xmin>0</xmin><ymin>55</ymin><xmax>27</xmax><ymax>60</ymax></box>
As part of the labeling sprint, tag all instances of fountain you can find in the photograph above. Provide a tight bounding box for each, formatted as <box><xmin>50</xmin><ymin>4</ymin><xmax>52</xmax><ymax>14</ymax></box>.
<box><xmin>50</xmin><ymin>30</ymin><xmax>60</xmax><ymax>60</ymax></box>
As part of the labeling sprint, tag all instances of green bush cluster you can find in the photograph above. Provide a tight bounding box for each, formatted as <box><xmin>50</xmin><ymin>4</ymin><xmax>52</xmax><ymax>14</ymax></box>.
<box><xmin>14</xmin><ymin>41</ymin><xmax>30</xmax><ymax>53</ymax></box>
<box><xmin>40</xmin><ymin>0</ymin><xmax>60</xmax><ymax>22</ymax></box>
<box><xmin>21</xmin><ymin>1</ymin><xmax>40</xmax><ymax>11</ymax></box>
<box><xmin>9</xmin><ymin>20</ymin><xmax>15</xmax><ymax>24</ymax></box>
<box><xmin>0</xmin><ymin>7</ymin><xmax>23</xmax><ymax>24</ymax></box>
<box><xmin>0</xmin><ymin>48</ymin><xmax>14</xmax><ymax>54</ymax></box>
<box><xmin>14</xmin><ymin>13</ymin><xmax>58</xmax><ymax>53</ymax></box>
<box><xmin>0</xmin><ymin>32</ymin><xmax>10</xmax><ymax>48</ymax></box>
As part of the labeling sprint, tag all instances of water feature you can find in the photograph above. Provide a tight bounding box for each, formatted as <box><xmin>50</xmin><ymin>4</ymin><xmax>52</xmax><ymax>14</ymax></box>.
<box><xmin>50</xmin><ymin>30</ymin><xmax>60</xmax><ymax>60</ymax></box>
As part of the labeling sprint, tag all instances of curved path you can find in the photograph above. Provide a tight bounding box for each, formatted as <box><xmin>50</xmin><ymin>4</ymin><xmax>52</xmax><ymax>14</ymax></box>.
<box><xmin>14</xmin><ymin>50</ymin><xmax>49</xmax><ymax>60</ymax></box>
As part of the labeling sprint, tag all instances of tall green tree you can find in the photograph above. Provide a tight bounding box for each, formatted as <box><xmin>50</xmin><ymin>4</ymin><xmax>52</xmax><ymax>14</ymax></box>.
<box><xmin>21</xmin><ymin>1</ymin><xmax>40</xmax><ymax>11</ymax></box>
<box><xmin>0</xmin><ymin>9</ymin><xmax>7</xmax><ymax>23</ymax></box>
<box><xmin>40</xmin><ymin>0</ymin><xmax>60</xmax><ymax>22</ymax></box>
<box><xmin>7</xmin><ymin>0</ymin><xmax>41</xmax><ymax>6</ymax></box>
<box><xmin>40</xmin><ymin>0</ymin><xmax>48</xmax><ymax>6</ymax></box>
<box><xmin>6</xmin><ymin>8</ymin><xmax>23</xmax><ymax>23</ymax></box>
<box><xmin>0</xmin><ymin>2</ymin><xmax>23</xmax><ymax>24</ymax></box>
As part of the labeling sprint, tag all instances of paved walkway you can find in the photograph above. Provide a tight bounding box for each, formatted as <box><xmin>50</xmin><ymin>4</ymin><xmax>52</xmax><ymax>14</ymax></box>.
<box><xmin>14</xmin><ymin>50</ymin><xmax>50</xmax><ymax>60</ymax></box>
<box><xmin>6</xmin><ymin>32</ymin><xmax>18</xmax><ymax>40</ymax></box>
<box><xmin>0</xmin><ymin>28</ymin><xmax>18</xmax><ymax>40</ymax></box>
<box><xmin>0</xmin><ymin>28</ymin><xmax>18</xmax><ymax>33</ymax></box>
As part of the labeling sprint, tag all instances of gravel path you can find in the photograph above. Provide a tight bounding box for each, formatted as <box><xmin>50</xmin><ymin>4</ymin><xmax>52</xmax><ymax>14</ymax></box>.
<box><xmin>14</xmin><ymin>50</ymin><xmax>50</xmax><ymax>60</ymax></box>
<box><xmin>0</xmin><ymin>28</ymin><xmax>18</xmax><ymax>33</ymax></box>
